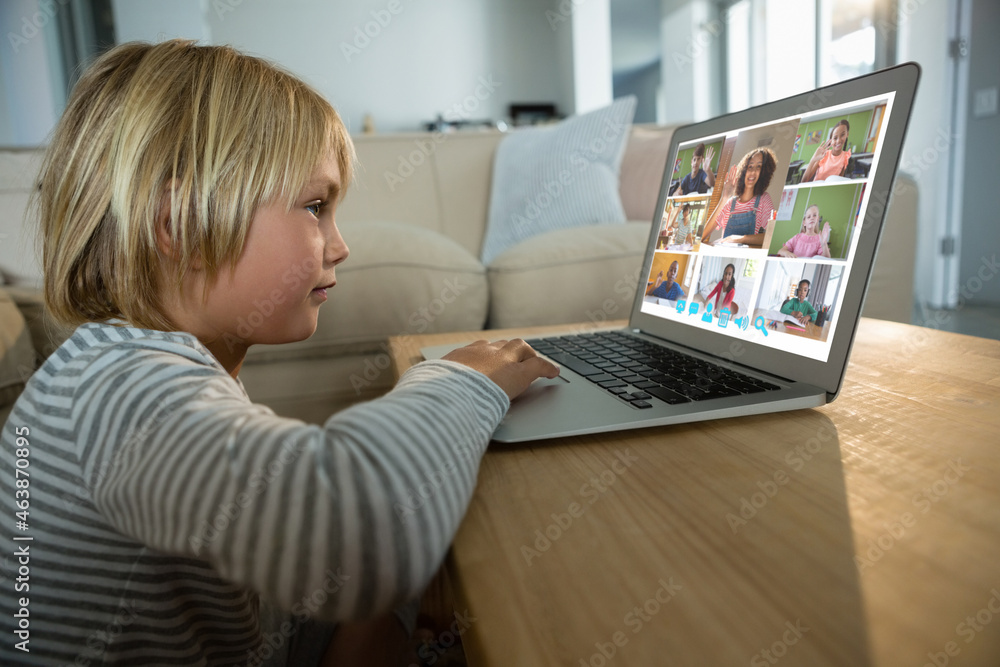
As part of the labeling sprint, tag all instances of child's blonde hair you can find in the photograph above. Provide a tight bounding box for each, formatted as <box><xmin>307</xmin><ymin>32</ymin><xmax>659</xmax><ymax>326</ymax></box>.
<box><xmin>34</xmin><ymin>39</ymin><xmax>354</xmax><ymax>330</ymax></box>
<box><xmin>799</xmin><ymin>204</ymin><xmax>820</xmax><ymax>233</ymax></box>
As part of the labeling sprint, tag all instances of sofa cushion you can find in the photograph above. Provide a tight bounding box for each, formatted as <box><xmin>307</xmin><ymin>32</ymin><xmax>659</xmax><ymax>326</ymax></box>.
<box><xmin>487</xmin><ymin>222</ymin><xmax>653</xmax><ymax>329</ymax></box>
<box><xmin>0</xmin><ymin>286</ymin><xmax>37</xmax><ymax>411</ymax></box>
<box><xmin>245</xmin><ymin>221</ymin><xmax>488</xmax><ymax>364</ymax></box>
<box><xmin>479</xmin><ymin>96</ymin><xmax>637</xmax><ymax>266</ymax></box>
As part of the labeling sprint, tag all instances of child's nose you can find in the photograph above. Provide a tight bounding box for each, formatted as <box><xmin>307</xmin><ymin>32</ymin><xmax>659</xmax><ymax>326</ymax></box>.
<box><xmin>326</xmin><ymin>223</ymin><xmax>349</xmax><ymax>266</ymax></box>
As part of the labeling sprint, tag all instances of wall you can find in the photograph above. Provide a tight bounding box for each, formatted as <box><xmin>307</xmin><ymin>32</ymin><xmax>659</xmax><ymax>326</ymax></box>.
<box><xmin>957</xmin><ymin>0</ymin><xmax>1000</xmax><ymax>306</ymax></box>
<box><xmin>1</xmin><ymin>0</ymin><xmax>611</xmax><ymax>141</ymax></box>
<box><xmin>109</xmin><ymin>0</ymin><xmax>582</xmax><ymax>133</ymax></box>
<box><xmin>0</xmin><ymin>0</ymin><xmax>63</xmax><ymax>147</ymax></box>
<box><xmin>111</xmin><ymin>0</ymin><xmax>209</xmax><ymax>43</ymax></box>
<box><xmin>0</xmin><ymin>57</ymin><xmax>12</xmax><ymax>145</ymax></box>
<box><xmin>896</xmin><ymin>0</ymin><xmax>954</xmax><ymax>308</ymax></box>
<box><xmin>659</xmin><ymin>0</ymin><xmax>711</xmax><ymax>124</ymax></box>
<box><xmin>614</xmin><ymin>60</ymin><xmax>659</xmax><ymax>124</ymax></box>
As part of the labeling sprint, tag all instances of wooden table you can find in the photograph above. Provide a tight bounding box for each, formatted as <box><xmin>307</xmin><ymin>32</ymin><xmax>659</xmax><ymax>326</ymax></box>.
<box><xmin>390</xmin><ymin>319</ymin><xmax>1000</xmax><ymax>667</ymax></box>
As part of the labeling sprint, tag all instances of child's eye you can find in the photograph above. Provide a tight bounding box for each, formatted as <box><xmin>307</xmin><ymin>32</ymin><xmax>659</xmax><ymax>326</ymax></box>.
<box><xmin>305</xmin><ymin>201</ymin><xmax>324</xmax><ymax>217</ymax></box>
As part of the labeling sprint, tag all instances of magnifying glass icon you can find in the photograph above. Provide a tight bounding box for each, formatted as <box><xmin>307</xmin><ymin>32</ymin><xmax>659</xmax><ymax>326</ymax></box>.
<box><xmin>754</xmin><ymin>315</ymin><xmax>769</xmax><ymax>337</ymax></box>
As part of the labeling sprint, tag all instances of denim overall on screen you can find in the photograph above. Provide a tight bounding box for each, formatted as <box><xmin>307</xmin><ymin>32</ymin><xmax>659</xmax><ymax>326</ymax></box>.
<box><xmin>724</xmin><ymin>194</ymin><xmax>761</xmax><ymax>237</ymax></box>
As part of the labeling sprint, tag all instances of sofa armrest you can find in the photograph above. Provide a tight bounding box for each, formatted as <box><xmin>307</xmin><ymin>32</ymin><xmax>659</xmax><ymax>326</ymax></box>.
<box><xmin>3</xmin><ymin>286</ymin><xmax>72</xmax><ymax>360</ymax></box>
<box><xmin>1</xmin><ymin>287</ymin><xmax>39</xmax><ymax>412</ymax></box>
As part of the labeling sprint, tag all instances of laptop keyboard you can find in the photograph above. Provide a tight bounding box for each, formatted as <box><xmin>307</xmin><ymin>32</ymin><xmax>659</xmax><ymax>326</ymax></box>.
<box><xmin>526</xmin><ymin>331</ymin><xmax>780</xmax><ymax>409</ymax></box>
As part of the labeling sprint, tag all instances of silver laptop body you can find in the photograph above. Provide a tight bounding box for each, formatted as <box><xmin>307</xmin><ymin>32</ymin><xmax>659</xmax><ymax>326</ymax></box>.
<box><xmin>423</xmin><ymin>63</ymin><xmax>920</xmax><ymax>443</ymax></box>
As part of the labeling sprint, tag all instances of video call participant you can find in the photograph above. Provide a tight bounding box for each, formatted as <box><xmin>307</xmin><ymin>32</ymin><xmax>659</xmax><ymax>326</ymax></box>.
<box><xmin>705</xmin><ymin>263</ymin><xmax>738</xmax><ymax>316</ymax></box>
<box><xmin>668</xmin><ymin>204</ymin><xmax>695</xmax><ymax>245</ymax></box>
<box><xmin>701</xmin><ymin>147</ymin><xmax>777</xmax><ymax>247</ymax></box>
<box><xmin>780</xmin><ymin>279</ymin><xmax>819</xmax><ymax>325</ymax></box>
<box><xmin>670</xmin><ymin>143</ymin><xmax>716</xmax><ymax>196</ymax></box>
<box><xmin>776</xmin><ymin>205</ymin><xmax>832</xmax><ymax>258</ymax></box>
<box><xmin>647</xmin><ymin>261</ymin><xmax>686</xmax><ymax>301</ymax></box>
<box><xmin>801</xmin><ymin>119</ymin><xmax>851</xmax><ymax>182</ymax></box>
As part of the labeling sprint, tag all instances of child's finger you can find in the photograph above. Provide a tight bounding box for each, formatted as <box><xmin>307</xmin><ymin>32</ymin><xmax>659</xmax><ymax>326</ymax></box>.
<box><xmin>524</xmin><ymin>355</ymin><xmax>561</xmax><ymax>379</ymax></box>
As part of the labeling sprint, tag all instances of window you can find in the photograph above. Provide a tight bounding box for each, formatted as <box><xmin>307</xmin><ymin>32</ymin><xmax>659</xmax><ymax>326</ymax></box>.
<box><xmin>723</xmin><ymin>0</ymin><xmax>894</xmax><ymax>114</ymax></box>
<box><xmin>818</xmin><ymin>0</ymin><xmax>877</xmax><ymax>86</ymax></box>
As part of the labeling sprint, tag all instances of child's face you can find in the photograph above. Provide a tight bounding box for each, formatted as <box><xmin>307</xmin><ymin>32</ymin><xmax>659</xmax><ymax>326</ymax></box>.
<box><xmin>743</xmin><ymin>153</ymin><xmax>764</xmax><ymax>191</ymax></box>
<box><xmin>803</xmin><ymin>206</ymin><xmax>820</xmax><ymax>231</ymax></box>
<box><xmin>195</xmin><ymin>151</ymin><xmax>348</xmax><ymax>347</ymax></box>
<box><xmin>830</xmin><ymin>125</ymin><xmax>849</xmax><ymax>154</ymax></box>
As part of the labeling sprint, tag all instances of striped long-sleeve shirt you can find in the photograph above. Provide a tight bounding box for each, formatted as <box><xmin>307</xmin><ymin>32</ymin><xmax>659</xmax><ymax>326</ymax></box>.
<box><xmin>0</xmin><ymin>321</ymin><xmax>508</xmax><ymax>665</ymax></box>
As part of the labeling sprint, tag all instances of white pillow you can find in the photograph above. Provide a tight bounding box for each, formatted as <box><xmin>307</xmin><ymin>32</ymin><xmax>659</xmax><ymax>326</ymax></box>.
<box><xmin>479</xmin><ymin>96</ymin><xmax>637</xmax><ymax>266</ymax></box>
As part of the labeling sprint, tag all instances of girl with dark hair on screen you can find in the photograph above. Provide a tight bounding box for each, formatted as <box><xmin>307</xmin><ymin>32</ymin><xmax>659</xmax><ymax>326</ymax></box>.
<box><xmin>802</xmin><ymin>119</ymin><xmax>852</xmax><ymax>182</ymax></box>
<box><xmin>705</xmin><ymin>263</ymin><xmax>738</xmax><ymax>316</ymax></box>
<box><xmin>701</xmin><ymin>147</ymin><xmax>777</xmax><ymax>247</ymax></box>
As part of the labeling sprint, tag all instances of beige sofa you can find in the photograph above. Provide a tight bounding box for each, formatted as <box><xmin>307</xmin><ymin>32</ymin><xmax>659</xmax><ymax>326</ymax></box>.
<box><xmin>0</xmin><ymin>127</ymin><xmax>917</xmax><ymax>425</ymax></box>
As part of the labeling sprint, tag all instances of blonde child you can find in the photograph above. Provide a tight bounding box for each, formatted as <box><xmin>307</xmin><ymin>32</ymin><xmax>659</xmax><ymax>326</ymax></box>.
<box><xmin>0</xmin><ymin>40</ymin><xmax>556</xmax><ymax>666</ymax></box>
<box><xmin>776</xmin><ymin>204</ymin><xmax>832</xmax><ymax>258</ymax></box>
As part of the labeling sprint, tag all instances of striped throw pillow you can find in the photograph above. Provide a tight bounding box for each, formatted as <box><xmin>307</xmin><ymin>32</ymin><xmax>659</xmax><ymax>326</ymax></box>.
<box><xmin>480</xmin><ymin>96</ymin><xmax>637</xmax><ymax>266</ymax></box>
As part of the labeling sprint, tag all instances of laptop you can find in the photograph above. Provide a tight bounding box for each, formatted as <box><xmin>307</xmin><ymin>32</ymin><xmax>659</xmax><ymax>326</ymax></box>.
<box><xmin>422</xmin><ymin>63</ymin><xmax>920</xmax><ymax>443</ymax></box>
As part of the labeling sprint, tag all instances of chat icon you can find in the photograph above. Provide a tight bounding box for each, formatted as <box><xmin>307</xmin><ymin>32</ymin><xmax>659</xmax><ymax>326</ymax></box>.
<box><xmin>688</xmin><ymin>301</ymin><xmax>699</xmax><ymax>316</ymax></box>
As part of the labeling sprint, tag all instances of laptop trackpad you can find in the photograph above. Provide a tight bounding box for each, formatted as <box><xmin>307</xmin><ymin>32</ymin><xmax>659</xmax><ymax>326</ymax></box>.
<box><xmin>514</xmin><ymin>374</ymin><xmax>570</xmax><ymax>401</ymax></box>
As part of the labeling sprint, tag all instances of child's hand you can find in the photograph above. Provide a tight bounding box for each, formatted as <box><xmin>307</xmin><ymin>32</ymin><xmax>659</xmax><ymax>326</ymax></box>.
<box><xmin>722</xmin><ymin>165</ymin><xmax>739</xmax><ymax>197</ymax></box>
<box><xmin>443</xmin><ymin>339</ymin><xmax>560</xmax><ymax>400</ymax></box>
<box><xmin>814</xmin><ymin>138</ymin><xmax>832</xmax><ymax>161</ymax></box>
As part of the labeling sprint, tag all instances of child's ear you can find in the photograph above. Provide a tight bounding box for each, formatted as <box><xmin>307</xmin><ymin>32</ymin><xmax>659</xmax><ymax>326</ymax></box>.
<box><xmin>155</xmin><ymin>182</ymin><xmax>203</xmax><ymax>269</ymax></box>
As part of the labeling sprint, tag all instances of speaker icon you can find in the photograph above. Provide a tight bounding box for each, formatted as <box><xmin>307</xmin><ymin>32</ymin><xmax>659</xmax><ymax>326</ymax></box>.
<box><xmin>734</xmin><ymin>315</ymin><xmax>750</xmax><ymax>331</ymax></box>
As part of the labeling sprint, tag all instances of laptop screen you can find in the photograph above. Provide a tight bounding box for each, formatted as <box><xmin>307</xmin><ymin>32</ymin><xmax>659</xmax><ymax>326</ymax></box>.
<box><xmin>638</xmin><ymin>92</ymin><xmax>897</xmax><ymax>363</ymax></box>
